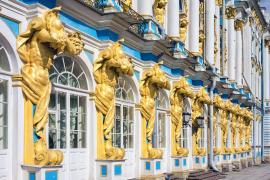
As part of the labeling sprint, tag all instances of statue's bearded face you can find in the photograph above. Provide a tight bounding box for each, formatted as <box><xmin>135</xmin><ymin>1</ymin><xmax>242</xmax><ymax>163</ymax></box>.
<box><xmin>115</xmin><ymin>48</ymin><xmax>134</xmax><ymax>76</ymax></box>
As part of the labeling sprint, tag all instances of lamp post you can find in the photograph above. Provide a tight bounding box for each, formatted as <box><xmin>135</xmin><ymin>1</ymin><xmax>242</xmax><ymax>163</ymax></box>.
<box><xmin>197</xmin><ymin>116</ymin><xmax>205</xmax><ymax>128</ymax></box>
<box><xmin>183</xmin><ymin>112</ymin><xmax>191</xmax><ymax>126</ymax></box>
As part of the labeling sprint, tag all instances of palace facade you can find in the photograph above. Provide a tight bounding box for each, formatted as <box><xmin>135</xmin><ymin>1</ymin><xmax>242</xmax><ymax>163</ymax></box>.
<box><xmin>0</xmin><ymin>0</ymin><xmax>270</xmax><ymax>180</ymax></box>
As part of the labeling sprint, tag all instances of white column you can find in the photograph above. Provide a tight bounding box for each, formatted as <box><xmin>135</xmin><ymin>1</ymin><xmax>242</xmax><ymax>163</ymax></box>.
<box><xmin>188</xmin><ymin>0</ymin><xmax>200</xmax><ymax>53</ymax></box>
<box><xmin>205</xmin><ymin>0</ymin><xmax>215</xmax><ymax>65</ymax></box>
<box><xmin>243</xmin><ymin>22</ymin><xmax>252</xmax><ymax>85</ymax></box>
<box><xmin>215</xmin><ymin>5</ymin><xmax>221</xmax><ymax>71</ymax></box>
<box><xmin>137</xmin><ymin>0</ymin><xmax>153</xmax><ymax>16</ymax></box>
<box><xmin>235</xmin><ymin>20</ymin><xmax>243</xmax><ymax>85</ymax></box>
<box><xmin>167</xmin><ymin>0</ymin><xmax>179</xmax><ymax>38</ymax></box>
<box><xmin>223</xmin><ymin>18</ymin><xmax>229</xmax><ymax>77</ymax></box>
<box><xmin>264</xmin><ymin>41</ymin><xmax>269</xmax><ymax>100</ymax></box>
<box><xmin>227</xmin><ymin>8</ymin><xmax>236</xmax><ymax>81</ymax></box>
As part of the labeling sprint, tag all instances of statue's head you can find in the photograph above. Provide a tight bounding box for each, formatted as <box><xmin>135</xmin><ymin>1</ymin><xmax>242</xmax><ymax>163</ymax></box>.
<box><xmin>173</xmin><ymin>77</ymin><xmax>193</xmax><ymax>98</ymax></box>
<box><xmin>112</xmin><ymin>39</ymin><xmax>134</xmax><ymax>76</ymax></box>
<box><xmin>44</xmin><ymin>7</ymin><xmax>67</xmax><ymax>51</ymax></box>
<box><xmin>156</xmin><ymin>0</ymin><xmax>168</xmax><ymax>8</ymax></box>
<box><xmin>148</xmin><ymin>62</ymin><xmax>170</xmax><ymax>90</ymax></box>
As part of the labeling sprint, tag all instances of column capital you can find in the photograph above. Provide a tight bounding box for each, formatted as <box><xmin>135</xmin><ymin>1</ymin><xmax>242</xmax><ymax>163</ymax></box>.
<box><xmin>234</xmin><ymin>19</ymin><xmax>244</xmax><ymax>31</ymax></box>
<box><xmin>225</xmin><ymin>6</ymin><xmax>237</xmax><ymax>19</ymax></box>
<box><xmin>215</xmin><ymin>0</ymin><xmax>222</xmax><ymax>6</ymax></box>
<box><xmin>265</xmin><ymin>39</ymin><xmax>270</xmax><ymax>53</ymax></box>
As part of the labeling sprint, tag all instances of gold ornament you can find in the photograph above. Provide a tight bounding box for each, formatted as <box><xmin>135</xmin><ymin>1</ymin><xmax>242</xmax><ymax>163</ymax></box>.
<box><xmin>15</xmin><ymin>7</ymin><xmax>84</xmax><ymax>165</ymax></box>
<box><xmin>199</xmin><ymin>0</ymin><xmax>205</xmax><ymax>56</ymax></box>
<box><xmin>94</xmin><ymin>39</ymin><xmax>134</xmax><ymax>160</ymax></box>
<box><xmin>170</xmin><ymin>77</ymin><xmax>193</xmax><ymax>157</ymax></box>
<box><xmin>234</xmin><ymin>19</ymin><xmax>244</xmax><ymax>31</ymax></box>
<box><xmin>225</xmin><ymin>6</ymin><xmax>236</xmax><ymax>19</ymax></box>
<box><xmin>153</xmin><ymin>0</ymin><xmax>168</xmax><ymax>26</ymax></box>
<box><xmin>139</xmin><ymin>62</ymin><xmax>170</xmax><ymax>158</ymax></box>
<box><xmin>123</xmin><ymin>0</ymin><xmax>132</xmax><ymax>13</ymax></box>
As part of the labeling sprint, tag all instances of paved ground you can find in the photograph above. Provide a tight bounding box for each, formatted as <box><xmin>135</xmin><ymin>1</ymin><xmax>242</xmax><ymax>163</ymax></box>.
<box><xmin>224</xmin><ymin>164</ymin><xmax>270</xmax><ymax>180</ymax></box>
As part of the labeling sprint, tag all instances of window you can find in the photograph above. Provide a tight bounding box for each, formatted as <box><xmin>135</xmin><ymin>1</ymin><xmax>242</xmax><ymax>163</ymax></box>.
<box><xmin>48</xmin><ymin>56</ymin><xmax>88</xmax><ymax>149</ymax></box>
<box><xmin>153</xmin><ymin>91</ymin><xmax>168</xmax><ymax>148</ymax></box>
<box><xmin>0</xmin><ymin>79</ymin><xmax>8</xmax><ymax>149</ymax></box>
<box><xmin>0</xmin><ymin>46</ymin><xmax>10</xmax><ymax>150</ymax></box>
<box><xmin>112</xmin><ymin>77</ymin><xmax>134</xmax><ymax>149</ymax></box>
<box><xmin>180</xmin><ymin>126</ymin><xmax>188</xmax><ymax>148</ymax></box>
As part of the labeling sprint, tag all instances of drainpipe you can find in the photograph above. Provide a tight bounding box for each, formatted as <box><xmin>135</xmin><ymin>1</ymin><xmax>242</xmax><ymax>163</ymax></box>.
<box><xmin>252</xmin><ymin>104</ymin><xmax>256</xmax><ymax>164</ymax></box>
<box><xmin>209</xmin><ymin>77</ymin><xmax>219</xmax><ymax>171</ymax></box>
<box><xmin>261</xmin><ymin>37</ymin><xmax>264</xmax><ymax>162</ymax></box>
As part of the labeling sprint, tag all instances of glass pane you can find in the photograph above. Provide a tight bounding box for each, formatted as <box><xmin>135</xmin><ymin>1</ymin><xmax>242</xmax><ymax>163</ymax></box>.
<box><xmin>49</xmin><ymin>93</ymin><xmax>56</xmax><ymax>109</ymax></box>
<box><xmin>58</xmin><ymin>93</ymin><xmax>66</xmax><ymax>110</ymax></box>
<box><xmin>123</xmin><ymin>106</ymin><xmax>128</xmax><ymax>120</ymax></box>
<box><xmin>70</xmin><ymin>112</ymin><xmax>78</xmax><ymax>130</ymax></box>
<box><xmin>70</xmin><ymin>131</ymin><xmax>78</xmax><ymax>148</ymax></box>
<box><xmin>60</xmin><ymin>130</ymin><xmax>66</xmax><ymax>149</ymax></box>
<box><xmin>78</xmin><ymin>74</ymin><xmax>88</xmax><ymax>90</ymax></box>
<box><xmin>122</xmin><ymin>90</ymin><xmax>127</xmax><ymax>100</ymax></box>
<box><xmin>70</xmin><ymin>95</ymin><xmax>78</xmax><ymax>112</ymax></box>
<box><xmin>68</xmin><ymin>75</ymin><xmax>79</xmax><ymax>88</ymax></box>
<box><xmin>0</xmin><ymin>103</ymin><xmax>8</xmax><ymax>126</ymax></box>
<box><xmin>49</xmin><ymin>113</ymin><xmax>56</xmax><ymax>129</ymax></box>
<box><xmin>79</xmin><ymin>96</ymin><xmax>86</xmax><ymax>114</ymax></box>
<box><xmin>0</xmin><ymin>126</ymin><xmax>7</xmax><ymax>149</ymax></box>
<box><xmin>115</xmin><ymin>105</ymin><xmax>121</xmax><ymax>119</ymax></box>
<box><xmin>80</xmin><ymin>114</ymin><xmax>86</xmax><ymax>131</ymax></box>
<box><xmin>115</xmin><ymin>119</ymin><xmax>121</xmax><ymax>133</ymax></box>
<box><xmin>79</xmin><ymin>131</ymin><xmax>86</xmax><ymax>148</ymax></box>
<box><xmin>53</xmin><ymin>57</ymin><xmax>64</xmax><ymax>74</ymax></box>
<box><xmin>123</xmin><ymin>135</ymin><xmax>128</xmax><ymax>149</ymax></box>
<box><xmin>0</xmin><ymin>48</ymin><xmax>10</xmax><ymax>71</ymax></box>
<box><xmin>129</xmin><ymin>135</ymin><xmax>133</xmax><ymax>148</ymax></box>
<box><xmin>116</xmin><ymin>89</ymin><xmax>121</xmax><ymax>99</ymax></box>
<box><xmin>49</xmin><ymin>129</ymin><xmax>57</xmax><ymax>149</ymax></box>
<box><xmin>0</xmin><ymin>79</ymin><xmax>8</xmax><ymax>103</ymax></box>
<box><xmin>113</xmin><ymin>134</ymin><xmax>121</xmax><ymax>148</ymax></box>
<box><xmin>58</xmin><ymin>73</ymin><xmax>68</xmax><ymax>85</ymax></box>
<box><xmin>60</xmin><ymin>111</ymin><xmax>66</xmax><ymax>130</ymax></box>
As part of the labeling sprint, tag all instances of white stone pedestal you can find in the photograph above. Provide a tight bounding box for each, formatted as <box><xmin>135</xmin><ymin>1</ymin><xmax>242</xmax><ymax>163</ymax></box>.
<box><xmin>192</xmin><ymin>156</ymin><xmax>207</xmax><ymax>170</ymax></box>
<box><xmin>170</xmin><ymin>156</ymin><xmax>188</xmax><ymax>172</ymax></box>
<box><xmin>96</xmin><ymin>160</ymin><xmax>126</xmax><ymax>180</ymax></box>
<box><xmin>140</xmin><ymin>158</ymin><xmax>164</xmax><ymax>178</ymax></box>
<box><xmin>21</xmin><ymin>165</ymin><xmax>62</xmax><ymax>180</ymax></box>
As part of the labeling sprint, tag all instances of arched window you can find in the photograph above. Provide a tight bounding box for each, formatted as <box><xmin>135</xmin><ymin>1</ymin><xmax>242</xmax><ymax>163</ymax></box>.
<box><xmin>180</xmin><ymin>98</ymin><xmax>190</xmax><ymax>149</ymax></box>
<box><xmin>153</xmin><ymin>91</ymin><xmax>168</xmax><ymax>148</ymax></box>
<box><xmin>48</xmin><ymin>56</ymin><xmax>88</xmax><ymax>149</ymax></box>
<box><xmin>0</xmin><ymin>45</ymin><xmax>10</xmax><ymax>150</ymax></box>
<box><xmin>112</xmin><ymin>77</ymin><xmax>135</xmax><ymax>149</ymax></box>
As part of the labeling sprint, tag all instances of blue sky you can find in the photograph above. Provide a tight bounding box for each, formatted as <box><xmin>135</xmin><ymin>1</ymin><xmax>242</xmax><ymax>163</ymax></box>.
<box><xmin>260</xmin><ymin>0</ymin><xmax>270</xmax><ymax>12</ymax></box>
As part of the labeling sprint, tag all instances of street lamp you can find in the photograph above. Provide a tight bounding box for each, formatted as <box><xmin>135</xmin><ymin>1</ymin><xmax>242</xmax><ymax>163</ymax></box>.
<box><xmin>197</xmin><ymin>116</ymin><xmax>205</xmax><ymax>128</ymax></box>
<box><xmin>182</xmin><ymin>112</ymin><xmax>191</xmax><ymax>126</ymax></box>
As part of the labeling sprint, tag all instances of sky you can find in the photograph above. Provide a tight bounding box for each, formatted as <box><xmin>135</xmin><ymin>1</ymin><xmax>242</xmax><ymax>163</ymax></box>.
<box><xmin>260</xmin><ymin>0</ymin><xmax>270</xmax><ymax>12</ymax></box>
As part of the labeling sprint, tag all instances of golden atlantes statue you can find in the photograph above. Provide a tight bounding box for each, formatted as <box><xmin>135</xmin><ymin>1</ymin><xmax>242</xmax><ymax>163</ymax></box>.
<box><xmin>15</xmin><ymin>7</ymin><xmax>84</xmax><ymax>165</ymax></box>
<box><xmin>94</xmin><ymin>39</ymin><xmax>134</xmax><ymax>160</ymax></box>
<box><xmin>191</xmin><ymin>88</ymin><xmax>211</xmax><ymax>156</ymax></box>
<box><xmin>139</xmin><ymin>62</ymin><xmax>170</xmax><ymax>159</ymax></box>
<box><xmin>170</xmin><ymin>77</ymin><xmax>193</xmax><ymax>157</ymax></box>
<box><xmin>153</xmin><ymin>0</ymin><xmax>168</xmax><ymax>26</ymax></box>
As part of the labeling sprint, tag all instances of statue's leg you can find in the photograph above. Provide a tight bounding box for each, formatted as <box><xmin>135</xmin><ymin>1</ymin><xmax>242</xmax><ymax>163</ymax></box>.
<box><xmin>97</xmin><ymin>111</ymin><xmax>106</xmax><ymax>159</ymax></box>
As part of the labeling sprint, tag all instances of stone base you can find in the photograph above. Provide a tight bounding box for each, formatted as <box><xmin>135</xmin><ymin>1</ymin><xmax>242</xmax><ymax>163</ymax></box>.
<box><xmin>240</xmin><ymin>159</ymin><xmax>248</xmax><ymax>168</ymax></box>
<box><xmin>140</xmin><ymin>159</ymin><xmax>164</xmax><ymax>178</ymax></box>
<box><xmin>255</xmin><ymin>157</ymin><xmax>262</xmax><ymax>165</ymax></box>
<box><xmin>22</xmin><ymin>165</ymin><xmax>62</xmax><ymax>180</ymax></box>
<box><xmin>221</xmin><ymin>163</ymin><xmax>233</xmax><ymax>173</ymax></box>
<box><xmin>247</xmin><ymin>157</ymin><xmax>253</xmax><ymax>167</ymax></box>
<box><xmin>232</xmin><ymin>161</ymin><xmax>242</xmax><ymax>171</ymax></box>
<box><xmin>171</xmin><ymin>170</ymin><xmax>189</xmax><ymax>180</ymax></box>
<box><xmin>264</xmin><ymin>156</ymin><xmax>270</xmax><ymax>163</ymax></box>
<box><xmin>170</xmin><ymin>157</ymin><xmax>188</xmax><ymax>172</ymax></box>
<box><xmin>192</xmin><ymin>156</ymin><xmax>207</xmax><ymax>170</ymax></box>
<box><xmin>96</xmin><ymin>159</ymin><xmax>126</xmax><ymax>180</ymax></box>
